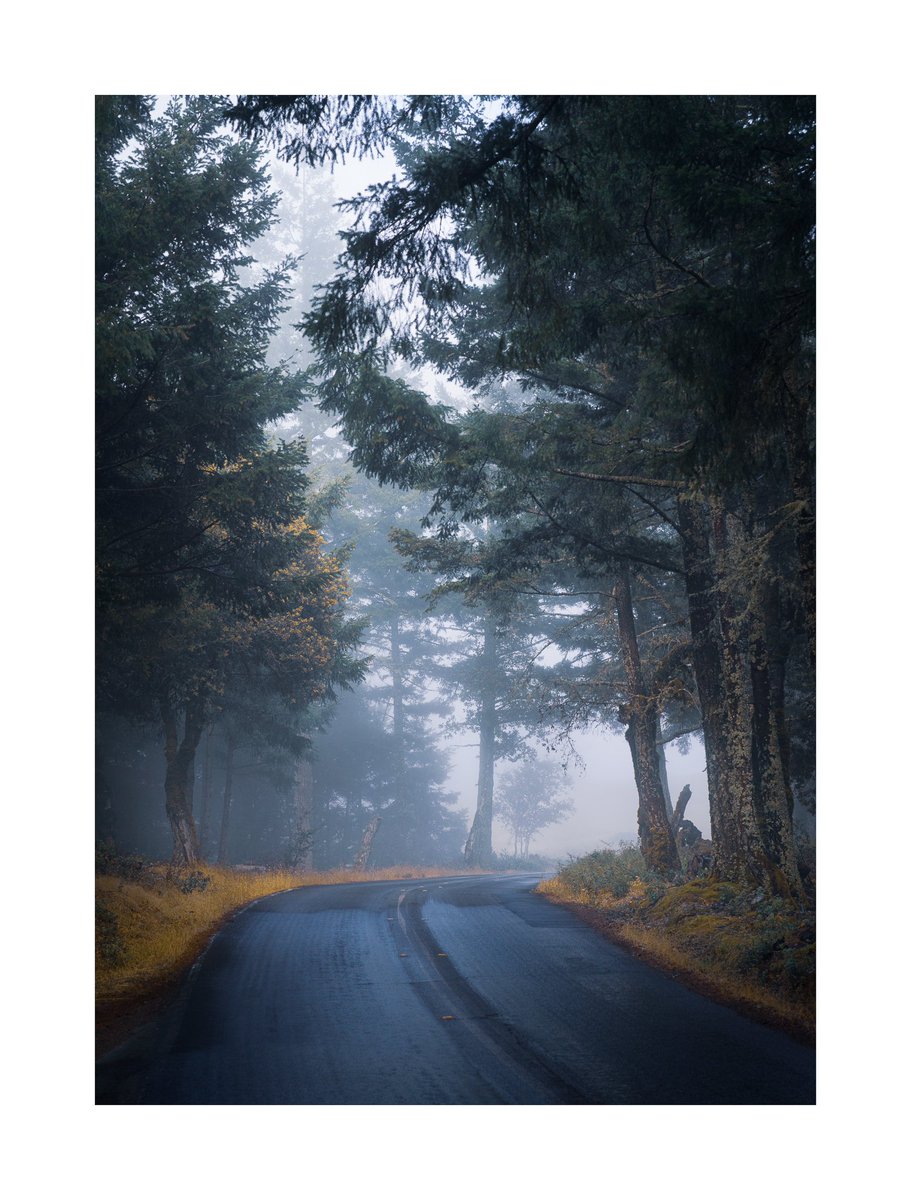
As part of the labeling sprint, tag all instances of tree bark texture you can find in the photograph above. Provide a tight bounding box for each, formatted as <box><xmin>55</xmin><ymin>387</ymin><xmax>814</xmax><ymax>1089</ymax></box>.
<box><xmin>613</xmin><ymin>569</ymin><xmax>680</xmax><ymax>875</ymax></box>
<box><xmin>747</xmin><ymin>570</ymin><xmax>802</xmax><ymax>896</ymax></box>
<box><xmin>161</xmin><ymin>696</ymin><xmax>205</xmax><ymax>870</ymax></box>
<box><xmin>678</xmin><ymin>495</ymin><xmax>728</xmax><ymax>847</ymax></box>
<box><xmin>354</xmin><ymin>816</ymin><xmax>382</xmax><ymax>870</ymax></box>
<box><xmin>657</xmin><ymin>740</ymin><xmax>673</xmax><ymax>820</ymax></box>
<box><xmin>677</xmin><ymin>493</ymin><xmax>803</xmax><ymax>897</ymax></box>
<box><xmin>781</xmin><ymin>367</ymin><xmax>816</xmax><ymax>666</ymax></box>
<box><xmin>670</xmin><ymin>785</ymin><xmax>692</xmax><ymax>837</ymax></box>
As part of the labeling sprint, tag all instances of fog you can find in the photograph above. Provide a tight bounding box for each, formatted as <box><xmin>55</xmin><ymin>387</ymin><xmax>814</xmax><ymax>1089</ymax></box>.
<box><xmin>303</xmin><ymin>148</ymin><xmax>712</xmax><ymax>863</ymax></box>
<box><xmin>96</xmin><ymin>97</ymin><xmax>809</xmax><ymax>879</ymax></box>
<box><xmin>453</xmin><ymin>729</ymin><xmax>709</xmax><ymax>860</ymax></box>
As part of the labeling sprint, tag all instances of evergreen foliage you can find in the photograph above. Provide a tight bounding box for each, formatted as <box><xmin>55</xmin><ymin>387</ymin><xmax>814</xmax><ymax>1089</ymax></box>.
<box><xmin>225</xmin><ymin>94</ymin><xmax>815</xmax><ymax>894</ymax></box>
<box><xmin>96</xmin><ymin>96</ymin><xmax>364</xmax><ymax>868</ymax></box>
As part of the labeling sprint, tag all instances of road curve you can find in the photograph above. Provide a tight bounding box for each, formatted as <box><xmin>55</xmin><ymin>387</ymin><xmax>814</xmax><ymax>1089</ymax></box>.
<box><xmin>97</xmin><ymin>873</ymin><xmax>815</xmax><ymax>1104</ymax></box>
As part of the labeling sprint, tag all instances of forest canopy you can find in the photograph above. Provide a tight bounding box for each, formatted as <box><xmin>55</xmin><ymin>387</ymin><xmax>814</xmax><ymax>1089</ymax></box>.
<box><xmin>96</xmin><ymin>95</ymin><xmax>814</xmax><ymax>896</ymax></box>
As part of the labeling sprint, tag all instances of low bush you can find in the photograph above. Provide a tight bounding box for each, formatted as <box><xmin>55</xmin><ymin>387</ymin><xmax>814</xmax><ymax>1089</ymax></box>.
<box><xmin>175</xmin><ymin>869</ymin><xmax>210</xmax><ymax>895</ymax></box>
<box><xmin>547</xmin><ymin>843</ymin><xmax>666</xmax><ymax>902</ymax></box>
<box><xmin>492</xmin><ymin>851</ymin><xmax>554</xmax><ymax>871</ymax></box>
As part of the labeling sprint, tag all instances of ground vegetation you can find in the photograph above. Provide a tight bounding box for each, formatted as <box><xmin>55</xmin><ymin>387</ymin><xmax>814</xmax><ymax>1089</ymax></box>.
<box><xmin>539</xmin><ymin>846</ymin><xmax>814</xmax><ymax>1039</ymax></box>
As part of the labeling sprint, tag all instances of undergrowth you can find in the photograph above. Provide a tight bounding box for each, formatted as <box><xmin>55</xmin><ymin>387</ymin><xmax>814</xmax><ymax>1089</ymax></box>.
<box><xmin>491</xmin><ymin>851</ymin><xmax>556</xmax><ymax>871</ymax></box>
<box><xmin>546</xmin><ymin>843</ymin><xmax>666</xmax><ymax>901</ymax></box>
<box><xmin>538</xmin><ymin>845</ymin><xmax>815</xmax><ymax>1038</ymax></box>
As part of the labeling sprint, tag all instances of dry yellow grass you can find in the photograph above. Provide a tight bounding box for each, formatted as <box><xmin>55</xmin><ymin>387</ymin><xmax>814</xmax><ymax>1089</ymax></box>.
<box><xmin>538</xmin><ymin>874</ymin><xmax>635</xmax><ymax>907</ymax></box>
<box><xmin>537</xmin><ymin>872</ymin><xmax>814</xmax><ymax>1041</ymax></box>
<box><xmin>96</xmin><ymin>863</ymin><xmax>481</xmax><ymax>1006</ymax></box>
<box><xmin>601</xmin><ymin>922</ymin><xmax>813</xmax><ymax>1032</ymax></box>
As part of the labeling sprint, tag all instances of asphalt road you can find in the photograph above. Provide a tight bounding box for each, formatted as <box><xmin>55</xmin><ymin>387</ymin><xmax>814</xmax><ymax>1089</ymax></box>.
<box><xmin>97</xmin><ymin>873</ymin><xmax>815</xmax><ymax>1104</ymax></box>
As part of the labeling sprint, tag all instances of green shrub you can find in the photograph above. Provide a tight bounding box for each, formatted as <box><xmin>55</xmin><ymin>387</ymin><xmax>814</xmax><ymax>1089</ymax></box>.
<box><xmin>175</xmin><ymin>870</ymin><xmax>211</xmax><ymax>895</ymax></box>
<box><xmin>493</xmin><ymin>852</ymin><xmax>553</xmax><ymax>871</ymax></box>
<box><xmin>555</xmin><ymin>843</ymin><xmax>664</xmax><ymax>900</ymax></box>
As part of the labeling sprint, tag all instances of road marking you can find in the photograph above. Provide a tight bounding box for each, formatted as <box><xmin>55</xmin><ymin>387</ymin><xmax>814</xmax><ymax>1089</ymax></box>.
<box><xmin>396</xmin><ymin>889</ymin><xmax>409</xmax><ymax>936</ymax></box>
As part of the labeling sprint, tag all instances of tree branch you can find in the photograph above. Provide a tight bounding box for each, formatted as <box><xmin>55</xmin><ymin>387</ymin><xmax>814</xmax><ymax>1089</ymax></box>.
<box><xmin>550</xmin><ymin>466</ymin><xmax>684</xmax><ymax>489</ymax></box>
<box><xmin>643</xmin><ymin>189</ymin><xmax>713</xmax><ymax>291</ymax></box>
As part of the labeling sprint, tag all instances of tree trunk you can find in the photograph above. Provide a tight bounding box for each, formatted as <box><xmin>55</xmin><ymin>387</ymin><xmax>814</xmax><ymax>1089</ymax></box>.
<box><xmin>354</xmin><ymin>816</ymin><xmax>382</xmax><ymax>870</ymax></box>
<box><xmin>678</xmin><ymin>494</ymin><xmax>729</xmax><ymax>854</ymax></box>
<box><xmin>198</xmin><ymin>730</ymin><xmax>212</xmax><ymax>859</ymax></box>
<box><xmin>390</xmin><ymin>611</ymin><xmax>405</xmax><ymax>749</ymax></box>
<box><xmin>289</xmin><ymin>755</ymin><xmax>315</xmax><ymax>870</ymax></box>
<box><xmin>711</xmin><ymin>504</ymin><xmax>769</xmax><ymax>884</ymax></box>
<box><xmin>716</xmin><ymin>504</ymin><xmax>804</xmax><ymax>896</ymax></box>
<box><xmin>464</xmin><ymin>610</ymin><xmax>498</xmax><ymax>867</ymax></box>
<box><xmin>613</xmin><ymin>569</ymin><xmax>680</xmax><ymax>875</ymax></box>
<box><xmin>782</xmin><ymin>368</ymin><xmax>815</xmax><ymax>665</ymax></box>
<box><xmin>748</xmin><ymin>574</ymin><xmax>803</xmax><ymax>897</ymax></box>
<box><xmin>389</xmin><ymin>610</ymin><xmax>411</xmax><ymax>852</ymax></box>
<box><xmin>657</xmin><ymin>739</ymin><xmax>673</xmax><ymax>821</ymax></box>
<box><xmin>669</xmin><ymin>785</ymin><xmax>692</xmax><ymax>837</ymax></box>
<box><xmin>678</xmin><ymin>493</ymin><xmax>803</xmax><ymax>897</ymax></box>
<box><xmin>161</xmin><ymin>696</ymin><xmax>205</xmax><ymax>871</ymax></box>
<box><xmin>217</xmin><ymin>732</ymin><xmax>236</xmax><ymax>866</ymax></box>
<box><xmin>464</xmin><ymin>699</ymin><xmax>496</xmax><ymax>865</ymax></box>
<box><xmin>187</xmin><ymin>759</ymin><xmax>197</xmax><ymax>831</ymax></box>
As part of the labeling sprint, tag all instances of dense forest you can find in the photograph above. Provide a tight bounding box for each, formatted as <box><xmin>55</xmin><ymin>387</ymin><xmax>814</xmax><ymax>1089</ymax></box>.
<box><xmin>96</xmin><ymin>95</ymin><xmax>814</xmax><ymax>896</ymax></box>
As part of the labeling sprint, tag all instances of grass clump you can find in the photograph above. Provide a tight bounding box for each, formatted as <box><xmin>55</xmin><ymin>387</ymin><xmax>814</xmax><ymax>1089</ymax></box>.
<box><xmin>492</xmin><ymin>851</ymin><xmax>556</xmax><ymax>872</ymax></box>
<box><xmin>96</xmin><ymin>860</ymin><xmax>486</xmax><ymax>1011</ymax></box>
<box><xmin>541</xmin><ymin>842</ymin><xmax>663</xmax><ymax>902</ymax></box>
<box><xmin>95</xmin><ymin>864</ymin><xmax>302</xmax><ymax>1000</ymax></box>
<box><xmin>538</xmin><ymin>847</ymin><xmax>814</xmax><ymax>1040</ymax></box>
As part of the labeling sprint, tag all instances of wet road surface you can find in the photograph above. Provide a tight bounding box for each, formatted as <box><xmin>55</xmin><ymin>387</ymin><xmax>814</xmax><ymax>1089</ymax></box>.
<box><xmin>97</xmin><ymin>873</ymin><xmax>815</xmax><ymax>1104</ymax></box>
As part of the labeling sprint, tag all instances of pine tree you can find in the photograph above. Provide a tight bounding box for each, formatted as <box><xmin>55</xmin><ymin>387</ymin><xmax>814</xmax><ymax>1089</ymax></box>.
<box><xmin>226</xmin><ymin>95</ymin><xmax>814</xmax><ymax>895</ymax></box>
<box><xmin>96</xmin><ymin>97</ymin><xmax>363</xmax><ymax>867</ymax></box>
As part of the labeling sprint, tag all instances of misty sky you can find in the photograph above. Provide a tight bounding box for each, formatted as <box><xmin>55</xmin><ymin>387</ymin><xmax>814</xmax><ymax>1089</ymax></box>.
<box><xmin>465</xmin><ymin>728</ymin><xmax>708</xmax><ymax>859</ymax></box>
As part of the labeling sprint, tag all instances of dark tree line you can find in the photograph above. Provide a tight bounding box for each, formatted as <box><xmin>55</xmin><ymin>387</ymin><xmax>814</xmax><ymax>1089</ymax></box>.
<box><xmin>94</xmin><ymin>94</ymin><xmax>473</xmax><ymax>869</ymax></box>
<box><xmin>95</xmin><ymin>97</ymin><xmax>365</xmax><ymax>869</ymax></box>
